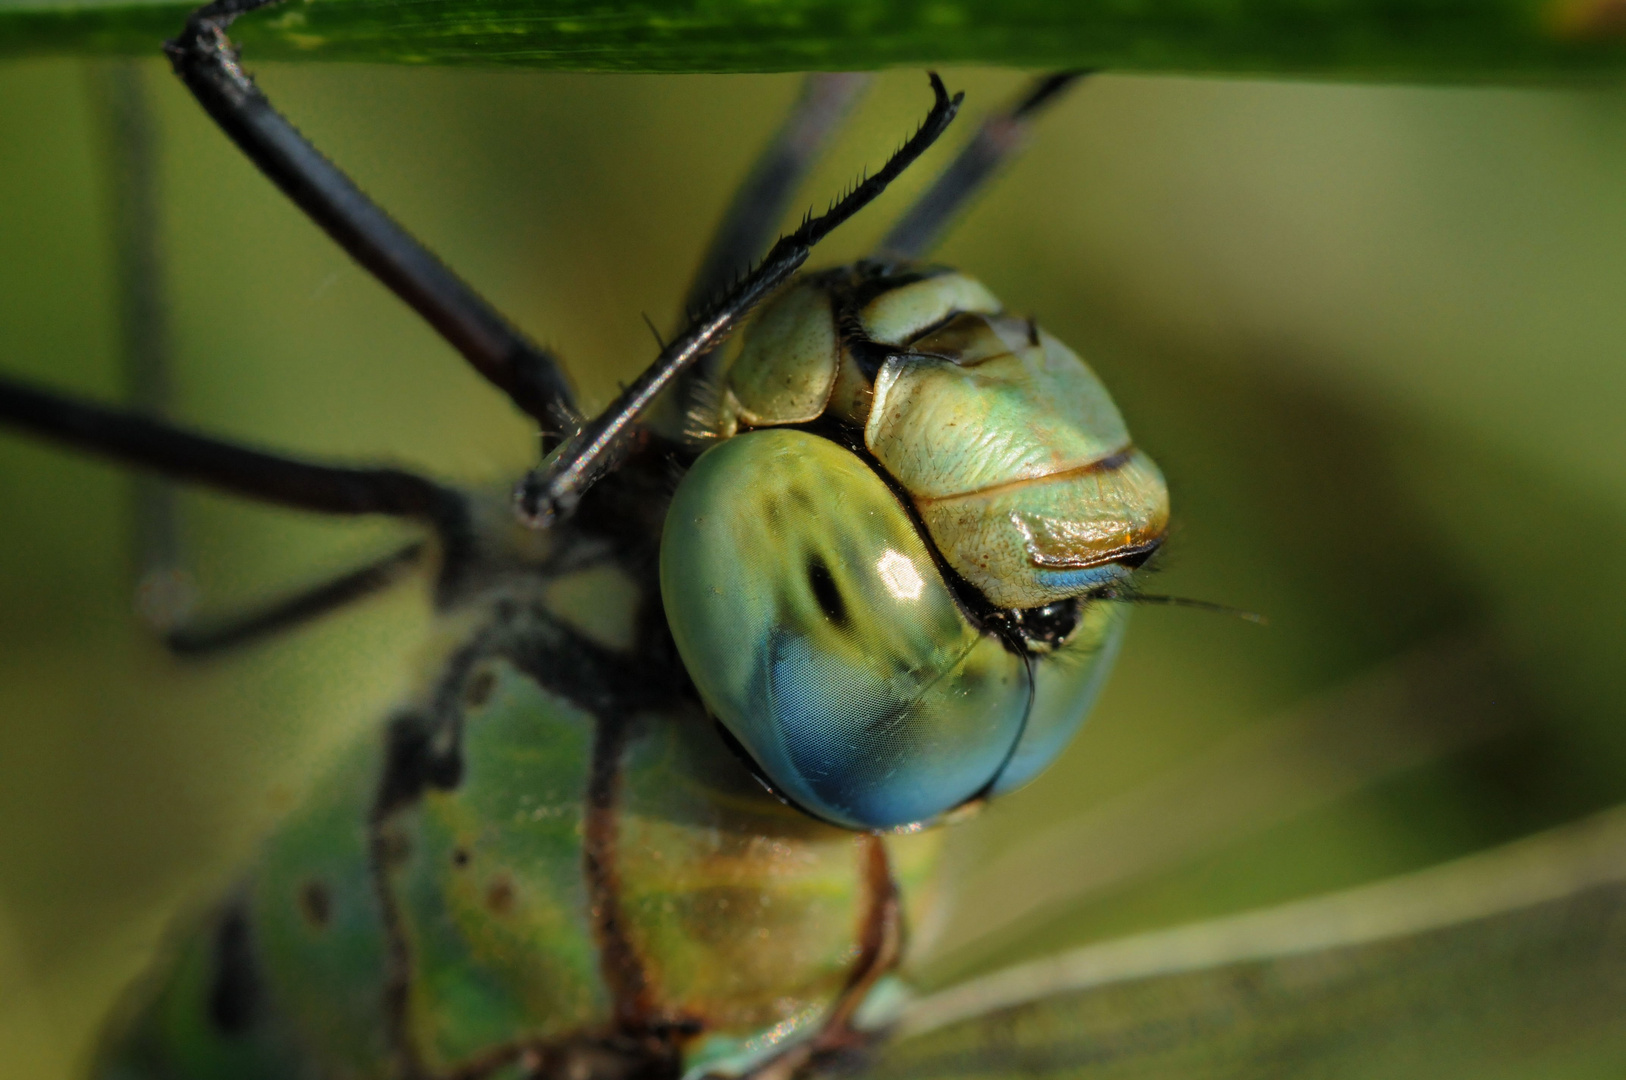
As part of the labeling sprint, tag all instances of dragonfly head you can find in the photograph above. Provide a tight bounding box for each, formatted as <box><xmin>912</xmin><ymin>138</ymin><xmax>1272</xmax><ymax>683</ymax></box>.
<box><xmin>660</xmin><ymin>262</ymin><xmax>1168</xmax><ymax>831</ymax></box>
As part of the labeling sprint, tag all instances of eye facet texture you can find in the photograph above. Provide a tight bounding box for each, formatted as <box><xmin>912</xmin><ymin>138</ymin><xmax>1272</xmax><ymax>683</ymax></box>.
<box><xmin>661</xmin><ymin>429</ymin><xmax>1030</xmax><ymax>830</ymax></box>
<box><xmin>991</xmin><ymin>601</ymin><xmax>1127</xmax><ymax>796</ymax></box>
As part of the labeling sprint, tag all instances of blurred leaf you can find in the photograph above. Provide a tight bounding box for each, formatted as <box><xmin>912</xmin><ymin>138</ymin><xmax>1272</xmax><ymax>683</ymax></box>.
<box><xmin>5</xmin><ymin>0</ymin><xmax>1626</xmax><ymax>79</ymax></box>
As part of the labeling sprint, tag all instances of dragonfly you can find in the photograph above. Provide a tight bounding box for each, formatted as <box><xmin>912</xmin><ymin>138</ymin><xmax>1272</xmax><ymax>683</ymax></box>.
<box><xmin>2</xmin><ymin>17</ymin><xmax>1626</xmax><ymax>1080</ymax></box>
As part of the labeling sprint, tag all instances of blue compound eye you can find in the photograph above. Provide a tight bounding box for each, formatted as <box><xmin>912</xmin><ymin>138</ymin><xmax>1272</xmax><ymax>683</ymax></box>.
<box><xmin>988</xmin><ymin>600</ymin><xmax>1128</xmax><ymax>796</ymax></box>
<box><xmin>660</xmin><ymin>429</ymin><xmax>1031</xmax><ymax>830</ymax></box>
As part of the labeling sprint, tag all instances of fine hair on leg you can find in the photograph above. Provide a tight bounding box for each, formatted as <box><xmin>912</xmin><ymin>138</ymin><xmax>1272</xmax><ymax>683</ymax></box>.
<box><xmin>682</xmin><ymin>73</ymin><xmax>872</xmax><ymax>315</ymax></box>
<box><xmin>669</xmin><ymin>72</ymin><xmax>870</xmax><ymax>437</ymax></box>
<box><xmin>878</xmin><ymin>71</ymin><xmax>1090</xmax><ymax>262</ymax></box>
<box><xmin>515</xmin><ymin>73</ymin><xmax>963</xmax><ymax>528</ymax></box>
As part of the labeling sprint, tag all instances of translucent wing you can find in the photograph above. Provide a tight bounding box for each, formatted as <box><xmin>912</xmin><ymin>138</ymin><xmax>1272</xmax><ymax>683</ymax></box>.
<box><xmin>860</xmin><ymin>806</ymin><xmax>1626</xmax><ymax>1079</ymax></box>
<box><xmin>916</xmin><ymin>637</ymin><xmax>1529</xmax><ymax>976</ymax></box>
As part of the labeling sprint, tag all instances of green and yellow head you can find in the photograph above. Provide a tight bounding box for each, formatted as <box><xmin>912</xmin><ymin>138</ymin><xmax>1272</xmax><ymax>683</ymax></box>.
<box><xmin>661</xmin><ymin>261</ymin><xmax>1169</xmax><ymax>831</ymax></box>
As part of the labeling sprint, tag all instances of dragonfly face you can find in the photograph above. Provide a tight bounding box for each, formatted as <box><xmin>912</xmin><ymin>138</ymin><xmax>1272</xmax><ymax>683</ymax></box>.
<box><xmin>663</xmin><ymin>261</ymin><xmax>1167</xmax><ymax>829</ymax></box>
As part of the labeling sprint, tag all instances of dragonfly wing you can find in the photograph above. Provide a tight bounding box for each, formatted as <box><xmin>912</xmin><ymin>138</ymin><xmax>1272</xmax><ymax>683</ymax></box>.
<box><xmin>926</xmin><ymin>636</ymin><xmax>1519</xmax><ymax>970</ymax></box>
<box><xmin>861</xmin><ymin>805</ymin><xmax>1626</xmax><ymax>1079</ymax></box>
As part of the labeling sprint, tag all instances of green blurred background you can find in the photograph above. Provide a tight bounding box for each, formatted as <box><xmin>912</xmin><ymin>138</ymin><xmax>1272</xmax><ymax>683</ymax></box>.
<box><xmin>3</xmin><ymin>58</ymin><xmax>1626</xmax><ymax>1079</ymax></box>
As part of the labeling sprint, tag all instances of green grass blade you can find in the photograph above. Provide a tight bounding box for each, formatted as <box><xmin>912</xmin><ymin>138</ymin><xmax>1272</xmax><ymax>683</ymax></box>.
<box><xmin>5</xmin><ymin>0</ymin><xmax>1626</xmax><ymax>78</ymax></box>
<box><xmin>866</xmin><ymin>805</ymin><xmax>1626</xmax><ymax>1079</ymax></box>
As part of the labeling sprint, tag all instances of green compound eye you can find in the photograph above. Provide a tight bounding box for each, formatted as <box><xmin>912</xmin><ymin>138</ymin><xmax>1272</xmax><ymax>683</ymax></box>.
<box><xmin>990</xmin><ymin>600</ymin><xmax>1127</xmax><ymax>795</ymax></box>
<box><xmin>661</xmin><ymin>428</ymin><xmax>1031</xmax><ymax>830</ymax></box>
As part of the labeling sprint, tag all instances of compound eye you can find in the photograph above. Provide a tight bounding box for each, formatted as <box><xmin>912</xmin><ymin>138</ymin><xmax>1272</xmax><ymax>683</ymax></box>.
<box><xmin>989</xmin><ymin>600</ymin><xmax>1128</xmax><ymax>796</ymax></box>
<box><xmin>661</xmin><ymin>429</ymin><xmax>1031</xmax><ymax>830</ymax></box>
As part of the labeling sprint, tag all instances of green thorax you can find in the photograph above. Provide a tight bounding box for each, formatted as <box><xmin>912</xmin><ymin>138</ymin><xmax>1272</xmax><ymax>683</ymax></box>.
<box><xmin>98</xmin><ymin>458</ymin><xmax>946</xmax><ymax>1080</ymax></box>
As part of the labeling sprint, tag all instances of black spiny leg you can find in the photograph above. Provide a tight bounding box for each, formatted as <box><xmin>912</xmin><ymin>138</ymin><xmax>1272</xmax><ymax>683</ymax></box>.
<box><xmin>164</xmin><ymin>0</ymin><xmax>580</xmax><ymax>442</ymax></box>
<box><xmin>0</xmin><ymin>373</ymin><xmax>465</xmax><ymax>642</ymax></box>
<box><xmin>78</xmin><ymin>60</ymin><xmax>434</xmax><ymax>655</ymax></box>
<box><xmin>683</xmin><ymin>73</ymin><xmax>871</xmax><ymax>314</ymax></box>
<box><xmin>0</xmin><ymin>376</ymin><xmax>467</xmax><ymax>538</ymax></box>
<box><xmin>878</xmin><ymin>71</ymin><xmax>1089</xmax><ymax>261</ymax></box>
<box><xmin>668</xmin><ymin>73</ymin><xmax>869</xmax><ymax>435</ymax></box>
<box><xmin>164</xmin><ymin>541</ymin><xmax>427</xmax><ymax>656</ymax></box>
<box><xmin>516</xmin><ymin>74</ymin><xmax>963</xmax><ymax>528</ymax></box>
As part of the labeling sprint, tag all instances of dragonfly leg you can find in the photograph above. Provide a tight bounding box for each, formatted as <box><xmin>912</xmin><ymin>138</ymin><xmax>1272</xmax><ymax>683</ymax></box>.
<box><xmin>0</xmin><ymin>372</ymin><xmax>470</xmax><ymax>639</ymax></box>
<box><xmin>877</xmin><ymin>71</ymin><xmax>1091</xmax><ymax>262</ymax></box>
<box><xmin>82</xmin><ymin>61</ymin><xmax>428</xmax><ymax>654</ymax></box>
<box><xmin>163</xmin><ymin>541</ymin><xmax>426</xmax><ymax>657</ymax></box>
<box><xmin>163</xmin><ymin>0</ymin><xmax>582</xmax><ymax>443</ymax></box>
<box><xmin>664</xmin><ymin>73</ymin><xmax>870</xmax><ymax>430</ymax></box>
<box><xmin>516</xmin><ymin>75</ymin><xmax>963</xmax><ymax>528</ymax></box>
<box><xmin>682</xmin><ymin>73</ymin><xmax>872</xmax><ymax>316</ymax></box>
<box><xmin>0</xmin><ymin>374</ymin><xmax>467</xmax><ymax>536</ymax></box>
<box><xmin>87</xmin><ymin>60</ymin><xmax>200</xmax><ymax>632</ymax></box>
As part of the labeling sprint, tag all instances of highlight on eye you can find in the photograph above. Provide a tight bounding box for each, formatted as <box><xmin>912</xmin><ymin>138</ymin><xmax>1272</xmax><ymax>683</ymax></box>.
<box><xmin>661</xmin><ymin>265</ymin><xmax>1170</xmax><ymax>830</ymax></box>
